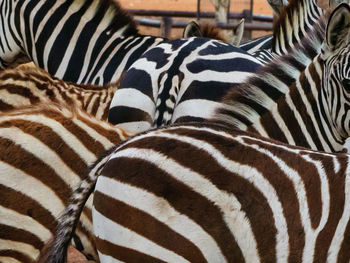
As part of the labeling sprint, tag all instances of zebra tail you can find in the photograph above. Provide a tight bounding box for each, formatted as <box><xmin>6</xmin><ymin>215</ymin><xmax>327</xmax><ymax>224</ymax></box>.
<box><xmin>37</xmin><ymin>148</ymin><xmax>115</xmax><ymax>263</ymax></box>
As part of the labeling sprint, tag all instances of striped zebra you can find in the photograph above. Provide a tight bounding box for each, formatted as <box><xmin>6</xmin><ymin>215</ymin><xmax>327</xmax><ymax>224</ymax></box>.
<box><xmin>108</xmin><ymin>39</ymin><xmax>262</xmax><ymax>133</ymax></box>
<box><xmin>0</xmin><ymin>103</ymin><xmax>131</xmax><ymax>263</ymax></box>
<box><xmin>107</xmin><ymin>0</ymin><xmax>327</xmax><ymax>134</ymax></box>
<box><xmin>40</xmin><ymin>121</ymin><xmax>350</xmax><ymax>262</ymax></box>
<box><xmin>212</xmin><ymin>4</ymin><xmax>350</xmax><ymax>153</ymax></box>
<box><xmin>0</xmin><ymin>65</ymin><xmax>117</xmax><ymax>119</ymax></box>
<box><xmin>0</xmin><ymin>0</ymin><xmax>165</xmax><ymax>85</ymax></box>
<box><xmin>183</xmin><ymin>19</ymin><xmax>245</xmax><ymax>47</ymax></box>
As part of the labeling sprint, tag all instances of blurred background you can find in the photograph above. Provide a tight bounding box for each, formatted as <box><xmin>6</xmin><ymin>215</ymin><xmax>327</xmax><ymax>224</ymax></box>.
<box><xmin>118</xmin><ymin>0</ymin><xmax>274</xmax><ymax>40</ymax></box>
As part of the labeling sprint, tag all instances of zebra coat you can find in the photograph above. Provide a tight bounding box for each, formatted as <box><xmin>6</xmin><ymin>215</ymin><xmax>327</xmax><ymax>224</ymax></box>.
<box><xmin>0</xmin><ymin>65</ymin><xmax>117</xmax><ymax>119</ymax></box>
<box><xmin>40</xmin><ymin>121</ymin><xmax>350</xmax><ymax>262</ymax></box>
<box><xmin>107</xmin><ymin>0</ymin><xmax>326</xmax><ymax>134</ymax></box>
<box><xmin>0</xmin><ymin>0</ymin><xmax>164</xmax><ymax>85</ymax></box>
<box><xmin>0</xmin><ymin>103</ymin><xmax>131</xmax><ymax>263</ymax></box>
<box><xmin>212</xmin><ymin>4</ymin><xmax>350</xmax><ymax>153</ymax></box>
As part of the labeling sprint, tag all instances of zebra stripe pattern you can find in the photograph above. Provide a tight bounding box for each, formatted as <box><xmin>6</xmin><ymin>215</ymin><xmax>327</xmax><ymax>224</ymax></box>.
<box><xmin>0</xmin><ymin>65</ymin><xmax>117</xmax><ymax>120</ymax></box>
<box><xmin>213</xmin><ymin>5</ymin><xmax>350</xmax><ymax>153</ymax></box>
<box><xmin>272</xmin><ymin>0</ymin><xmax>324</xmax><ymax>54</ymax></box>
<box><xmin>0</xmin><ymin>0</ymin><xmax>164</xmax><ymax>85</ymax></box>
<box><xmin>0</xmin><ymin>103</ymin><xmax>131</xmax><ymax>263</ymax></box>
<box><xmin>108</xmin><ymin>37</ymin><xmax>262</xmax><ymax>133</ymax></box>
<box><xmin>41</xmin><ymin>122</ymin><xmax>350</xmax><ymax>262</ymax></box>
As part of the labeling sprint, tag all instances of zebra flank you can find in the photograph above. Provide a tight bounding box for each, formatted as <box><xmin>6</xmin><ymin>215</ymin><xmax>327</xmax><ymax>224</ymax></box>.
<box><xmin>0</xmin><ymin>0</ymin><xmax>164</xmax><ymax>84</ymax></box>
<box><xmin>0</xmin><ymin>103</ymin><xmax>131</xmax><ymax>263</ymax></box>
<box><xmin>41</xmin><ymin>122</ymin><xmax>350</xmax><ymax>262</ymax></box>
<box><xmin>0</xmin><ymin>65</ymin><xmax>118</xmax><ymax>120</ymax></box>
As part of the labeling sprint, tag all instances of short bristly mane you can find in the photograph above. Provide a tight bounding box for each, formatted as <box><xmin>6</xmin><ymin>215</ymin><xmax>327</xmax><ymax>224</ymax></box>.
<box><xmin>271</xmin><ymin>0</ymin><xmax>323</xmax><ymax>54</ymax></box>
<box><xmin>214</xmin><ymin>13</ymin><xmax>327</xmax><ymax>128</ymax></box>
<box><xmin>90</xmin><ymin>0</ymin><xmax>138</xmax><ymax>36</ymax></box>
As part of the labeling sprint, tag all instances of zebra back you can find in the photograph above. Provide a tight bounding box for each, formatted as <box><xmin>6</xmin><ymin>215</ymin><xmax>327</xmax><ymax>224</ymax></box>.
<box><xmin>0</xmin><ymin>103</ymin><xmax>131</xmax><ymax>263</ymax></box>
<box><xmin>40</xmin><ymin>122</ymin><xmax>350</xmax><ymax>262</ymax></box>
<box><xmin>0</xmin><ymin>65</ymin><xmax>118</xmax><ymax>121</ymax></box>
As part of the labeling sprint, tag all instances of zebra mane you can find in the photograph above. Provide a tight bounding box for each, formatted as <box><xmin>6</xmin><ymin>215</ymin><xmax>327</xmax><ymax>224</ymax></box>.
<box><xmin>216</xmin><ymin>12</ymin><xmax>327</xmax><ymax>127</ymax></box>
<box><xmin>271</xmin><ymin>0</ymin><xmax>323</xmax><ymax>53</ymax></box>
<box><xmin>90</xmin><ymin>0</ymin><xmax>138</xmax><ymax>36</ymax></box>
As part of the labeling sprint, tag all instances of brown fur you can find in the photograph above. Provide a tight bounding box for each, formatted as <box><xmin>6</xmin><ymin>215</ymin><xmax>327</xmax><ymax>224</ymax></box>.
<box><xmin>0</xmin><ymin>103</ymin><xmax>132</xmax><ymax>263</ymax></box>
<box><xmin>0</xmin><ymin>65</ymin><xmax>120</xmax><ymax>121</ymax></box>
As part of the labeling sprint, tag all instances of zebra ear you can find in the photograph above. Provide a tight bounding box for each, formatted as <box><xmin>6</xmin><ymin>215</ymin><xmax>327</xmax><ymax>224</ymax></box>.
<box><xmin>329</xmin><ymin>0</ymin><xmax>350</xmax><ymax>8</ymax></box>
<box><xmin>326</xmin><ymin>3</ymin><xmax>350</xmax><ymax>50</ymax></box>
<box><xmin>183</xmin><ymin>21</ymin><xmax>202</xmax><ymax>38</ymax></box>
<box><xmin>230</xmin><ymin>19</ymin><xmax>245</xmax><ymax>46</ymax></box>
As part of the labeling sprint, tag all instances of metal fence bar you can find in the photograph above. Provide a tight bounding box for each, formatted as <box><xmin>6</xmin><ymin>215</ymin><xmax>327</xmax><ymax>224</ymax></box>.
<box><xmin>135</xmin><ymin>17</ymin><xmax>272</xmax><ymax>31</ymax></box>
<box><xmin>127</xmin><ymin>9</ymin><xmax>273</xmax><ymax>22</ymax></box>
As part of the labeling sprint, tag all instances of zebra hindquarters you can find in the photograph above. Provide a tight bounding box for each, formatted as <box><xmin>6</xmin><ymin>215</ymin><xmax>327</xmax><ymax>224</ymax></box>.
<box><xmin>92</xmin><ymin>123</ymin><xmax>350</xmax><ymax>263</ymax></box>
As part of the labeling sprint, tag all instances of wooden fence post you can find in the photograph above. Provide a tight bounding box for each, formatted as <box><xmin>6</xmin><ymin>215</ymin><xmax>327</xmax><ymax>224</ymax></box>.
<box><xmin>160</xmin><ymin>17</ymin><xmax>173</xmax><ymax>38</ymax></box>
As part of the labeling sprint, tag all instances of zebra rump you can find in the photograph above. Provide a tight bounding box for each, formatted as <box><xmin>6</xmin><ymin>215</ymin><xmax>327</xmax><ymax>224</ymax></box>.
<box><xmin>40</xmin><ymin>122</ymin><xmax>350</xmax><ymax>262</ymax></box>
<box><xmin>0</xmin><ymin>103</ymin><xmax>130</xmax><ymax>263</ymax></box>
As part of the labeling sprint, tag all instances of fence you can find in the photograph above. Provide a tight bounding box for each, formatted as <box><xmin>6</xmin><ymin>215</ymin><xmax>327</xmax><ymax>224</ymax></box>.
<box><xmin>126</xmin><ymin>8</ymin><xmax>273</xmax><ymax>38</ymax></box>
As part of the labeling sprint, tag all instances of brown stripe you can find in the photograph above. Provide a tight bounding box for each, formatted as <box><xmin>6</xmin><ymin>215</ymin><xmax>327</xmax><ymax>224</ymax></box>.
<box><xmin>312</xmin><ymin>154</ymin><xmax>346</xmax><ymax>261</ymax></box>
<box><xmin>0</xmin><ymin>224</ymin><xmax>43</xmax><ymax>250</ymax></box>
<box><xmin>101</xmin><ymin>155</ymin><xmax>245</xmax><ymax>261</ymax></box>
<box><xmin>0</xmin><ymin>118</ymin><xmax>87</xmax><ymax>178</ymax></box>
<box><xmin>162</xmin><ymin>126</ymin><xmax>306</xmax><ymax>262</ymax></box>
<box><xmin>94</xmin><ymin>191</ymin><xmax>208</xmax><ymax>263</ymax></box>
<box><xmin>75</xmin><ymin>114</ymin><xmax>122</xmax><ymax>145</ymax></box>
<box><xmin>54</xmin><ymin>114</ymin><xmax>106</xmax><ymax>157</ymax></box>
<box><xmin>0</xmin><ymin>250</ymin><xmax>35</xmax><ymax>263</ymax></box>
<box><xmin>243</xmin><ymin>137</ymin><xmax>323</xmax><ymax>229</ymax></box>
<box><xmin>95</xmin><ymin>236</ymin><xmax>167</xmax><ymax>263</ymax></box>
<box><xmin>0</xmin><ymin>184</ymin><xmax>56</xmax><ymax>236</ymax></box>
<box><xmin>336</xmin><ymin>218</ymin><xmax>350</xmax><ymax>262</ymax></box>
<box><xmin>278</xmin><ymin>83</ymin><xmax>311</xmax><ymax>148</ymax></box>
<box><xmin>0</xmin><ymin>99</ymin><xmax>13</xmax><ymax>112</ymax></box>
<box><xmin>0</xmin><ymin>135</ymin><xmax>73</xmax><ymax>205</ymax></box>
<box><xmin>259</xmin><ymin>110</ymin><xmax>289</xmax><ymax>144</ymax></box>
<box><xmin>0</xmin><ymin>84</ymin><xmax>41</xmax><ymax>105</ymax></box>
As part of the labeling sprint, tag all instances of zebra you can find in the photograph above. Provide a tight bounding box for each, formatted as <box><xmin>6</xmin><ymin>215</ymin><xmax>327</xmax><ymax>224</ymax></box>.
<box><xmin>108</xmin><ymin>38</ymin><xmax>263</xmax><ymax>133</ymax></box>
<box><xmin>0</xmin><ymin>0</ymin><xmax>166</xmax><ymax>85</ymax></box>
<box><xmin>0</xmin><ymin>102</ymin><xmax>131</xmax><ymax>263</ymax></box>
<box><xmin>39</xmin><ymin>121</ymin><xmax>350</xmax><ymax>263</ymax></box>
<box><xmin>107</xmin><ymin>0</ymin><xmax>327</xmax><ymax>134</ymax></box>
<box><xmin>0</xmin><ymin>65</ymin><xmax>117</xmax><ymax>119</ymax></box>
<box><xmin>211</xmin><ymin>3</ymin><xmax>350</xmax><ymax>153</ymax></box>
<box><xmin>183</xmin><ymin>19</ymin><xmax>245</xmax><ymax>47</ymax></box>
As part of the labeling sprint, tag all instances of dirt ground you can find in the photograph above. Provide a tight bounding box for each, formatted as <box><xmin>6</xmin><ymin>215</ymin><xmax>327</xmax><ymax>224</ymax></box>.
<box><xmin>119</xmin><ymin>0</ymin><xmax>274</xmax><ymax>39</ymax></box>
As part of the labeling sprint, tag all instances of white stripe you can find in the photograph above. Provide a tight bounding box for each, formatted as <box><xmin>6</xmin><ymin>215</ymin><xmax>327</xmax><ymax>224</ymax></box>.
<box><xmin>42</xmin><ymin>1</ymin><xmax>85</xmax><ymax>73</ymax></box>
<box><xmin>98</xmin><ymin>252</ymin><xmax>125</xmax><ymax>263</ymax></box>
<box><xmin>93</xmin><ymin>209</ymin><xmax>191</xmax><ymax>263</ymax></box>
<box><xmin>97</xmin><ymin>175</ymin><xmax>226</xmax><ymax>262</ymax></box>
<box><xmin>0</xmin><ymin>239</ymin><xmax>38</xmax><ymax>261</ymax></box>
<box><xmin>0</xmin><ymin>257</ymin><xmax>22</xmax><ymax>263</ymax></box>
<box><xmin>0</xmin><ymin>205</ymin><xmax>51</xmax><ymax>243</ymax></box>
<box><xmin>327</xmin><ymin>161</ymin><xmax>350</xmax><ymax>262</ymax></box>
<box><xmin>110</xmin><ymin>88</ymin><xmax>155</xmax><ymax>117</ymax></box>
<box><xmin>172</xmin><ymin>99</ymin><xmax>222</xmax><ymax>122</ymax></box>
<box><xmin>76</xmin><ymin>7</ymin><xmax>120</xmax><ymax>83</ymax></box>
<box><xmin>54</xmin><ymin>0</ymin><xmax>100</xmax><ymax>77</ymax></box>
<box><xmin>0</xmin><ymin>114</ymin><xmax>96</xmax><ymax>164</ymax></box>
<box><xmin>108</xmin><ymin>145</ymin><xmax>263</xmax><ymax>262</ymax></box>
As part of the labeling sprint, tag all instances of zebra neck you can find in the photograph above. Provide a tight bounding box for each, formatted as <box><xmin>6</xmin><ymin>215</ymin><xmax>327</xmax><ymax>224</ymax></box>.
<box><xmin>272</xmin><ymin>0</ymin><xmax>323</xmax><ymax>55</ymax></box>
<box><xmin>13</xmin><ymin>0</ymin><xmax>162</xmax><ymax>84</ymax></box>
<box><xmin>248</xmin><ymin>55</ymin><xmax>344</xmax><ymax>152</ymax></box>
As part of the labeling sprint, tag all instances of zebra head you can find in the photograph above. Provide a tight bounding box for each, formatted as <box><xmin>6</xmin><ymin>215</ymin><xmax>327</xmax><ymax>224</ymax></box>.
<box><xmin>0</xmin><ymin>0</ymin><xmax>29</xmax><ymax>68</ymax></box>
<box><xmin>322</xmin><ymin>3</ymin><xmax>350</xmax><ymax>140</ymax></box>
